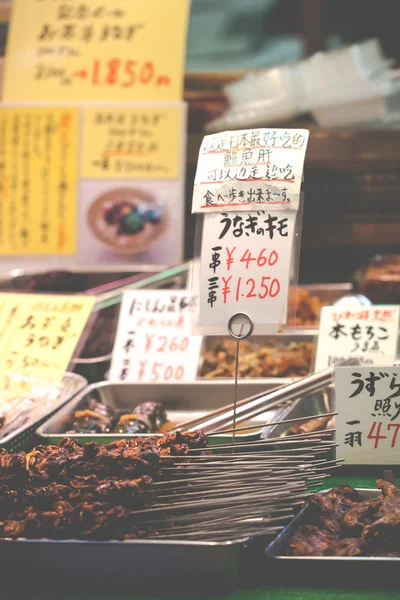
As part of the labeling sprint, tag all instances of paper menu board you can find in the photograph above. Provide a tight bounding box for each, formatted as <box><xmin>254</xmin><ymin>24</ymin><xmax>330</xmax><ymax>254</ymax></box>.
<box><xmin>315</xmin><ymin>306</ymin><xmax>400</xmax><ymax>372</ymax></box>
<box><xmin>192</xmin><ymin>129</ymin><xmax>309</xmax><ymax>213</ymax></box>
<box><xmin>3</xmin><ymin>0</ymin><xmax>190</xmax><ymax>102</ymax></box>
<box><xmin>336</xmin><ymin>365</ymin><xmax>400</xmax><ymax>465</ymax></box>
<box><xmin>0</xmin><ymin>107</ymin><xmax>78</xmax><ymax>255</ymax></box>
<box><xmin>109</xmin><ymin>289</ymin><xmax>201</xmax><ymax>382</ymax></box>
<box><xmin>0</xmin><ymin>294</ymin><xmax>94</xmax><ymax>396</ymax></box>
<box><xmin>81</xmin><ymin>105</ymin><xmax>182</xmax><ymax>179</ymax></box>
<box><xmin>197</xmin><ymin>210</ymin><xmax>296</xmax><ymax>332</ymax></box>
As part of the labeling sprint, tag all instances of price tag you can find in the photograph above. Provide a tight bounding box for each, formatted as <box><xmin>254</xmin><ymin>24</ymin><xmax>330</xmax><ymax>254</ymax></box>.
<box><xmin>192</xmin><ymin>129</ymin><xmax>309</xmax><ymax>213</ymax></box>
<box><xmin>109</xmin><ymin>290</ymin><xmax>201</xmax><ymax>382</ymax></box>
<box><xmin>81</xmin><ymin>105</ymin><xmax>183</xmax><ymax>179</ymax></box>
<box><xmin>197</xmin><ymin>210</ymin><xmax>296</xmax><ymax>330</ymax></box>
<box><xmin>0</xmin><ymin>294</ymin><xmax>94</xmax><ymax>396</ymax></box>
<box><xmin>336</xmin><ymin>365</ymin><xmax>400</xmax><ymax>465</ymax></box>
<box><xmin>315</xmin><ymin>306</ymin><xmax>400</xmax><ymax>371</ymax></box>
<box><xmin>3</xmin><ymin>0</ymin><xmax>190</xmax><ymax>102</ymax></box>
<box><xmin>122</xmin><ymin>330</ymin><xmax>202</xmax><ymax>383</ymax></box>
<box><xmin>0</xmin><ymin>107</ymin><xmax>78</xmax><ymax>255</ymax></box>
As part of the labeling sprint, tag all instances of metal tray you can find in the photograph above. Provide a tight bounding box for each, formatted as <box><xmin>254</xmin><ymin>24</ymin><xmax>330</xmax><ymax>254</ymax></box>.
<box><xmin>0</xmin><ymin>537</ymin><xmax>244</xmax><ymax>590</ymax></box>
<box><xmin>37</xmin><ymin>380</ymin><xmax>285</xmax><ymax>445</ymax></box>
<box><xmin>0</xmin><ymin>372</ymin><xmax>87</xmax><ymax>452</ymax></box>
<box><xmin>261</xmin><ymin>385</ymin><xmax>332</xmax><ymax>440</ymax></box>
<box><xmin>265</xmin><ymin>488</ymin><xmax>400</xmax><ymax>563</ymax></box>
<box><xmin>198</xmin><ymin>335</ymin><xmax>317</xmax><ymax>380</ymax></box>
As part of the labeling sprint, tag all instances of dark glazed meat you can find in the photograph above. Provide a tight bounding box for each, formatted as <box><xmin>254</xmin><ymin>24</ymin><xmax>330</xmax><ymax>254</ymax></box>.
<box><xmin>0</xmin><ymin>432</ymin><xmax>208</xmax><ymax>540</ymax></box>
<box><xmin>308</xmin><ymin>485</ymin><xmax>359</xmax><ymax>534</ymax></box>
<box><xmin>288</xmin><ymin>481</ymin><xmax>400</xmax><ymax>557</ymax></box>
<box><xmin>289</xmin><ymin>525</ymin><xmax>334</xmax><ymax>556</ymax></box>
<box><xmin>343</xmin><ymin>497</ymin><xmax>383</xmax><ymax>535</ymax></box>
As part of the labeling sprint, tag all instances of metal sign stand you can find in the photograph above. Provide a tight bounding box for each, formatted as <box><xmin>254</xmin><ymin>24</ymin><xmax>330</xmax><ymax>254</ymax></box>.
<box><xmin>227</xmin><ymin>312</ymin><xmax>254</xmax><ymax>450</ymax></box>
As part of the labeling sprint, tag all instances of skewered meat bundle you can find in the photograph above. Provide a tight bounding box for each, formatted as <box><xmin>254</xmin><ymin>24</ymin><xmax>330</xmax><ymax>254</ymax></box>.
<box><xmin>201</xmin><ymin>339</ymin><xmax>315</xmax><ymax>379</ymax></box>
<box><xmin>0</xmin><ymin>432</ymin><xmax>207</xmax><ymax>541</ymax></box>
<box><xmin>289</xmin><ymin>480</ymin><xmax>400</xmax><ymax>557</ymax></box>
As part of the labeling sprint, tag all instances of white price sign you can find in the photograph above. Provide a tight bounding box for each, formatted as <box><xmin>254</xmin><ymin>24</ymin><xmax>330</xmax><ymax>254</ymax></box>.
<box><xmin>109</xmin><ymin>290</ymin><xmax>201</xmax><ymax>382</ymax></box>
<box><xmin>315</xmin><ymin>306</ymin><xmax>400</xmax><ymax>372</ymax></box>
<box><xmin>123</xmin><ymin>330</ymin><xmax>202</xmax><ymax>383</ymax></box>
<box><xmin>197</xmin><ymin>210</ymin><xmax>296</xmax><ymax>331</ymax></box>
<box><xmin>336</xmin><ymin>365</ymin><xmax>400</xmax><ymax>465</ymax></box>
<box><xmin>192</xmin><ymin>128</ymin><xmax>309</xmax><ymax>213</ymax></box>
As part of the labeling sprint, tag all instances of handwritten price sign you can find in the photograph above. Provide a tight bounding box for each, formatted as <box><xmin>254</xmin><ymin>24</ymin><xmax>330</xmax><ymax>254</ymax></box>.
<box><xmin>198</xmin><ymin>211</ymin><xmax>296</xmax><ymax>331</ymax></box>
<box><xmin>109</xmin><ymin>290</ymin><xmax>202</xmax><ymax>383</ymax></box>
<box><xmin>0</xmin><ymin>294</ymin><xmax>94</xmax><ymax>397</ymax></box>
<box><xmin>127</xmin><ymin>331</ymin><xmax>202</xmax><ymax>383</ymax></box>
<box><xmin>315</xmin><ymin>306</ymin><xmax>400</xmax><ymax>371</ymax></box>
<box><xmin>3</xmin><ymin>0</ymin><xmax>190</xmax><ymax>102</ymax></box>
<box><xmin>335</xmin><ymin>366</ymin><xmax>400</xmax><ymax>465</ymax></box>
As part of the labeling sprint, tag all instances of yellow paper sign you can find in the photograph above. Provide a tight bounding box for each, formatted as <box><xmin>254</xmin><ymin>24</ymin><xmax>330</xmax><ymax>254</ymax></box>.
<box><xmin>0</xmin><ymin>107</ymin><xmax>78</xmax><ymax>255</ymax></box>
<box><xmin>3</xmin><ymin>0</ymin><xmax>190</xmax><ymax>103</ymax></box>
<box><xmin>81</xmin><ymin>105</ymin><xmax>182</xmax><ymax>179</ymax></box>
<box><xmin>0</xmin><ymin>294</ymin><xmax>94</xmax><ymax>394</ymax></box>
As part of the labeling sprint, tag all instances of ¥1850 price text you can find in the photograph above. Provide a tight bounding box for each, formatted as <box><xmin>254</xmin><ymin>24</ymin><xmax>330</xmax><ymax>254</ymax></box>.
<box><xmin>35</xmin><ymin>59</ymin><xmax>171</xmax><ymax>89</ymax></box>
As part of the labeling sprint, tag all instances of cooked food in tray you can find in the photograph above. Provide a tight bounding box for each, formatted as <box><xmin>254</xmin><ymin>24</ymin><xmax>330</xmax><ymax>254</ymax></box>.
<box><xmin>287</xmin><ymin>288</ymin><xmax>327</xmax><ymax>327</ymax></box>
<box><xmin>67</xmin><ymin>397</ymin><xmax>169</xmax><ymax>435</ymax></box>
<box><xmin>79</xmin><ymin>305</ymin><xmax>119</xmax><ymax>359</ymax></box>
<box><xmin>0</xmin><ymin>433</ymin><xmax>207</xmax><ymax>540</ymax></box>
<box><xmin>288</xmin><ymin>480</ymin><xmax>400</xmax><ymax>557</ymax></box>
<box><xmin>286</xmin><ymin>416</ymin><xmax>333</xmax><ymax>436</ymax></box>
<box><xmin>200</xmin><ymin>338</ymin><xmax>315</xmax><ymax>379</ymax></box>
<box><xmin>4</xmin><ymin>270</ymin><xmax>78</xmax><ymax>293</ymax></box>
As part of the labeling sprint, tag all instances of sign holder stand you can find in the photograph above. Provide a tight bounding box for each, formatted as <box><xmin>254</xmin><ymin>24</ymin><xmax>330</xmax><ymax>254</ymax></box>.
<box><xmin>227</xmin><ymin>312</ymin><xmax>254</xmax><ymax>449</ymax></box>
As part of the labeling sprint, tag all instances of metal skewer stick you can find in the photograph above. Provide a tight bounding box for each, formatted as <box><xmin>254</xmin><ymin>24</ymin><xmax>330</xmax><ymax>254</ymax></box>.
<box><xmin>227</xmin><ymin>312</ymin><xmax>254</xmax><ymax>450</ymax></box>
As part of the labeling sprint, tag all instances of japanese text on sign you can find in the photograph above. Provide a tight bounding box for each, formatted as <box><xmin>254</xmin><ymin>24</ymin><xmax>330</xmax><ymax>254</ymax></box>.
<box><xmin>192</xmin><ymin>129</ymin><xmax>309</xmax><ymax>213</ymax></box>
<box><xmin>4</xmin><ymin>0</ymin><xmax>190</xmax><ymax>102</ymax></box>
<box><xmin>121</xmin><ymin>330</ymin><xmax>202</xmax><ymax>383</ymax></box>
<box><xmin>336</xmin><ymin>366</ymin><xmax>400</xmax><ymax>465</ymax></box>
<box><xmin>0</xmin><ymin>107</ymin><xmax>78</xmax><ymax>255</ymax></box>
<box><xmin>81</xmin><ymin>105</ymin><xmax>183</xmax><ymax>179</ymax></box>
<box><xmin>198</xmin><ymin>211</ymin><xmax>296</xmax><ymax>330</ymax></box>
<box><xmin>109</xmin><ymin>290</ymin><xmax>201</xmax><ymax>383</ymax></box>
<box><xmin>315</xmin><ymin>306</ymin><xmax>400</xmax><ymax>372</ymax></box>
<box><xmin>0</xmin><ymin>294</ymin><xmax>94</xmax><ymax>396</ymax></box>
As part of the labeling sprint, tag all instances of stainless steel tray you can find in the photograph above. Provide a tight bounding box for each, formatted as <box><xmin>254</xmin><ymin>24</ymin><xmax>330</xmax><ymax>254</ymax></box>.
<box><xmin>0</xmin><ymin>537</ymin><xmax>244</xmax><ymax>589</ymax></box>
<box><xmin>37</xmin><ymin>380</ymin><xmax>285</xmax><ymax>445</ymax></box>
<box><xmin>261</xmin><ymin>386</ymin><xmax>332</xmax><ymax>439</ymax></box>
<box><xmin>0</xmin><ymin>372</ymin><xmax>87</xmax><ymax>452</ymax></box>
<box><xmin>265</xmin><ymin>488</ymin><xmax>400</xmax><ymax>563</ymax></box>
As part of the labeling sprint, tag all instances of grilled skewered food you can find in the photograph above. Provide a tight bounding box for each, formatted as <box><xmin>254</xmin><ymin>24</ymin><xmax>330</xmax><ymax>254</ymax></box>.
<box><xmin>0</xmin><ymin>432</ymin><xmax>208</xmax><ymax>541</ymax></box>
<box><xmin>289</xmin><ymin>480</ymin><xmax>400</xmax><ymax>557</ymax></box>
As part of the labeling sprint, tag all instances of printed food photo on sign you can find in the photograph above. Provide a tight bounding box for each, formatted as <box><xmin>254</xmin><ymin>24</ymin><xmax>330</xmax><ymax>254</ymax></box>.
<box><xmin>87</xmin><ymin>187</ymin><xmax>168</xmax><ymax>255</ymax></box>
<box><xmin>79</xmin><ymin>180</ymin><xmax>183</xmax><ymax>264</ymax></box>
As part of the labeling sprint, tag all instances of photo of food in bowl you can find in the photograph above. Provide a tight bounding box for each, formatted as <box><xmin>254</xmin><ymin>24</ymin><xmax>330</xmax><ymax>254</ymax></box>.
<box><xmin>87</xmin><ymin>188</ymin><xmax>168</xmax><ymax>255</ymax></box>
